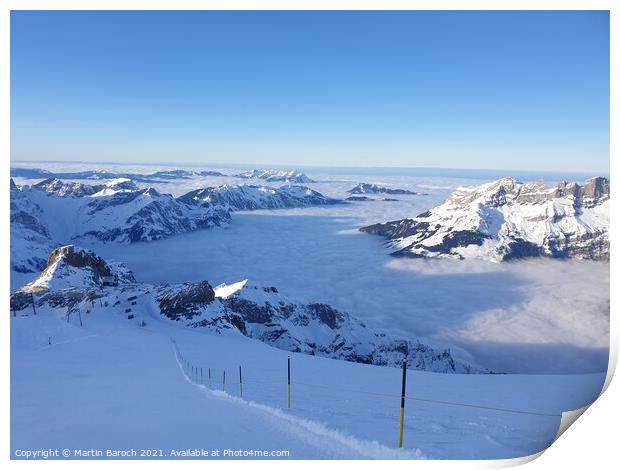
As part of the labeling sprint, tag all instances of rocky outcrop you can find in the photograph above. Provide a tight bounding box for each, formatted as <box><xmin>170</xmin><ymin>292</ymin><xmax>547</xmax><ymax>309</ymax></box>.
<box><xmin>156</xmin><ymin>281</ymin><xmax>216</xmax><ymax>320</ymax></box>
<box><xmin>348</xmin><ymin>183</ymin><xmax>417</xmax><ymax>195</ymax></box>
<box><xmin>33</xmin><ymin>178</ymin><xmax>106</xmax><ymax>197</ymax></box>
<box><xmin>361</xmin><ymin>177</ymin><xmax>609</xmax><ymax>261</ymax></box>
<box><xmin>153</xmin><ymin>281</ymin><xmax>486</xmax><ymax>373</ymax></box>
<box><xmin>18</xmin><ymin>245</ymin><xmax>135</xmax><ymax>294</ymax></box>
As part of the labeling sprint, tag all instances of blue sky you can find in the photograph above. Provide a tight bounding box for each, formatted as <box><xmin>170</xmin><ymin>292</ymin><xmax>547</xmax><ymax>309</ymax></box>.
<box><xmin>10</xmin><ymin>10</ymin><xmax>609</xmax><ymax>172</ymax></box>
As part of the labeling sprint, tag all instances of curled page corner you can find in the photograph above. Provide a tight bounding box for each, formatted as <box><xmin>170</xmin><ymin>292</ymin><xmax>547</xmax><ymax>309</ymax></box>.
<box><xmin>555</xmin><ymin>405</ymin><xmax>591</xmax><ymax>441</ymax></box>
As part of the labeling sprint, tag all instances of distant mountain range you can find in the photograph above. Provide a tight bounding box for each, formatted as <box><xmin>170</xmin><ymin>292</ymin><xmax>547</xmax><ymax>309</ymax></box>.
<box><xmin>233</xmin><ymin>169</ymin><xmax>315</xmax><ymax>183</ymax></box>
<box><xmin>10</xmin><ymin>177</ymin><xmax>342</xmax><ymax>274</ymax></box>
<box><xmin>179</xmin><ymin>184</ymin><xmax>340</xmax><ymax>210</ymax></box>
<box><xmin>10</xmin><ymin>167</ymin><xmax>227</xmax><ymax>182</ymax></box>
<box><xmin>11</xmin><ymin>166</ymin><xmax>316</xmax><ymax>184</ymax></box>
<box><xmin>11</xmin><ymin>244</ymin><xmax>487</xmax><ymax>374</ymax></box>
<box><xmin>361</xmin><ymin>177</ymin><xmax>610</xmax><ymax>261</ymax></box>
<box><xmin>347</xmin><ymin>183</ymin><xmax>418</xmax><ymax>195</ymax></box>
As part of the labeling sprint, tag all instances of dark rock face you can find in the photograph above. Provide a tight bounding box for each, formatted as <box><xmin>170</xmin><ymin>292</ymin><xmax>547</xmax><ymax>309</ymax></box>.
<box><xmin>418</xmin><ymin>230</ymin><xmax>490</xmax><ymax>253</ymax></box>
<box><xmin>223</xmin><ymin>297</ymin><xmax>274</xmax><ymax>324</ymax></box>
<box><xmin>346</xmin><ymin>196</ymin><xmax>372</xmax><ymax>201</ymax></box>
<box><xmin>47</xmin><ymin>245</ymin><xmax>115</xmax><ymax>279</ymax></box>
<box><xmin>156</xmin><ymin>281</ymin><xmax>216</xmax><ymax>320</ymax></box>
<box><xmin>361</xmin><ymin>219</ymin><xmax>436</xmax><ymax>240</ymax></box>
<box><xmin>498</xmin><ymin>239</ymin><xmax>542</xmax><ymax>261</ymax></box>
<box><xmin>307</xmin><ymin>303</ymin><xmax>342</xmax><ymax>329</ymax></box>
<box><xmin>347</xmin><ymin>183</ymin><xmax>417</xmax><ymax>195</ymax></box>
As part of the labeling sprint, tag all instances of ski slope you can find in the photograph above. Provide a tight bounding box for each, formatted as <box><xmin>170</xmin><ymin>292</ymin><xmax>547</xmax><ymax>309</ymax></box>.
<box><xmin>10</xmin><ymin>295</ymin><xmax>605</xmax><ymax>460</ymax></box>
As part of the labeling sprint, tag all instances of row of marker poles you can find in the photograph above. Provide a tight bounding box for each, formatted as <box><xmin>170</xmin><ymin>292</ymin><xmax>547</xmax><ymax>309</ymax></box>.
<box><xmin>176</xmin><ymin>344</ymin><xmax>408</xmax><ymax>449</ymax></box>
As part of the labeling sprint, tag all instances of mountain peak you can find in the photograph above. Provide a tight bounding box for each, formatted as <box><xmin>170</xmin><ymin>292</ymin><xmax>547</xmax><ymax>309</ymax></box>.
<box><xmin>361</xmin><ymin>177</ymin><xmax>609</xmax><ymax>261</ymax></box>
<box><xmin>21</xmin><ymin>245</ymin><xmax>135</xmax><ymax>294</ymax></box>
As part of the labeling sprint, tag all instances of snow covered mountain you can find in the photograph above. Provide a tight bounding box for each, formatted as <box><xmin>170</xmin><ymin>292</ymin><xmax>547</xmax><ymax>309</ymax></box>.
<box><xmin>178</xmin><ymin>184</ymin><xmax>341</xmax><ymax>210</ymax></box>
<box><xmin>78</xmin><ymin>186</ymin><xmax>229</xmax><ymax>243</ymax></box>
<box><xmin>9</xmin><ymin>178</ymin><xmax>231</xmax><ymax>274</ymax></box>
<box><xmin>10</xmin><ymin>179</ymin><xmax>56</xmax><ymax>273</ymax></box>
<box><xmin>10</xmin><ymin>167</ymin><xmax>226</xmax><ymax>182</ymax></box>
<box><xmin>348</xmin><ymin>183</ymin><xmax>418</xmax><ymax>195</ymax></box>
<box><xmin>233</xmin><ymin>169</ymin><xmax>315</xmax><ymax>183</ymax></box>
<box><xmin>11</xmin><ymin>245</ymin><xmax>485</xmax><ymax>374</ymax></box>
<box><xmin>361</xmin><ymin>177</ymin><xmax>609</xmax><ymax>261</ymax></box>
<box><xmin>19</xmin><ymin>245</ymin><xmax>135</xmax><ymax>294</ymax></box>
<box><xmin>9</xmin><ymin>176</ymin><xmax>338</xmax><ymax>279</ymax></box>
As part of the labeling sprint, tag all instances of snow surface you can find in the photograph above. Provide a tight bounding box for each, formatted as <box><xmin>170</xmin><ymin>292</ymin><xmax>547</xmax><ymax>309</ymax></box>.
<box><xmin>10</xmin><ymin>301</ymin><xmax>604</xmax><ymax>459</ymax></box>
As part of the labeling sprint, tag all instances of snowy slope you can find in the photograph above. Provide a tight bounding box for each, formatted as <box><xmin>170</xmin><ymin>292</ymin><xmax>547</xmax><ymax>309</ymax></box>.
<box><xmin>178</xmin><ymin>184</ymin><xmax>341</xmax><ymax>211</ymax></box>
<box><xmin>10</xmin><ymin>290</ymin><xmax>605</xmax><ymax>459</ymax></box>
<box><xmin>360</xmin><ymin>177</ymin><xmax>609</xmax><ymax>261</ymax></box>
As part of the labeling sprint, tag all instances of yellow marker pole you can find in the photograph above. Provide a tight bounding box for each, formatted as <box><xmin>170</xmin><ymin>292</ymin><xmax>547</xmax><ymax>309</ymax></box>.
<box><xmin>399</xmin><ymin>360</ymin><xmax>408</xmax><ymax>448</ymax></box>
<box><xmin>287</xmin><ymin>356</ymin><xmax>291</xmax><ymax>408</ymax></box>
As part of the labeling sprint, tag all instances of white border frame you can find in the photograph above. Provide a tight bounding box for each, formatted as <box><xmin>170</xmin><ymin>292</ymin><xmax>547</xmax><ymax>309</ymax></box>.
<box><xmin>1</xmin><ymin>2</ymin><xmax>616</xmax><ymax>469</ymax></box>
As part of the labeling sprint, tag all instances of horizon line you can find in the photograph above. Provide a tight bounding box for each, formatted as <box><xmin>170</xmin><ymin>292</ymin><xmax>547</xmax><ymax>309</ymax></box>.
<box><xmin>9</xmin><ymin>158</ymin><xmax>609</xmax><ymax>178</ymax></box>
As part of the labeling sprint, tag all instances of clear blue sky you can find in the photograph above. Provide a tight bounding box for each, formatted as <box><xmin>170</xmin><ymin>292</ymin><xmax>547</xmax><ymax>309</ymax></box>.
<box><xmin>10</xmin><ymin>10</ymin><xmax>609</xmax><ymax>172</ymax></box>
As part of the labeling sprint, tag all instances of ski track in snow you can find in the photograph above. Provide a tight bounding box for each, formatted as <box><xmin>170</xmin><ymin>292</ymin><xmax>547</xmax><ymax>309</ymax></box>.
<box><xmin>171</xmin><ymin>340</ymin><xmax>424</xmax><ymax>460</ymax></box>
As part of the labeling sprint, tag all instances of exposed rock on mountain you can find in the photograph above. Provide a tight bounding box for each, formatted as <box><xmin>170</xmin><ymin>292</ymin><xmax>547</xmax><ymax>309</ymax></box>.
<box><xmin>11</xmin><ymin>248</ymin><xmax>487</xmax><ymax>374</ymax></box>
<box><xmin>9</xmin><ymin>178</ymin><xmax>231</xmax><ymax>276</ymax></box>
<box><xmin>10</xmin><ymin>178</ymin><xmax>56</xmax><ymax>273</ymax></box>
<box><xmin>33</xmin><ymin>177</ymin><xmax>106</xmax><ymax>197</ymax></box>
<box><xmin>346</xmin><ymin>196</ymin><xmax>399</xmax><ymax>202</ymax></box>
<box><xmin>348</xmin><ymin>183</ymin><xmax>417</xmax><ymax>195</ymax></box>
<box><xmin>19</xmin><ymin>245</ymin><xmax>135</xmax><ymax>294</ymax></box>
<box><xmin>360</xmin><ymin>177</ymin><xmax>609</xmax><ymax>261</ymax></box>
<box><xmin>80</xmin><ymin>187</ymin><xmax>230</xmax><ymax>243</ymax></box>
<box><xmin>179</xmin><ymin>184</ymin><xmax>341</xmax><ymax>211</ymax></box>
<box><xmin>233</xmin><ymin>169</ymin><xmax>315</xmax><ymax>184</ymax></box>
